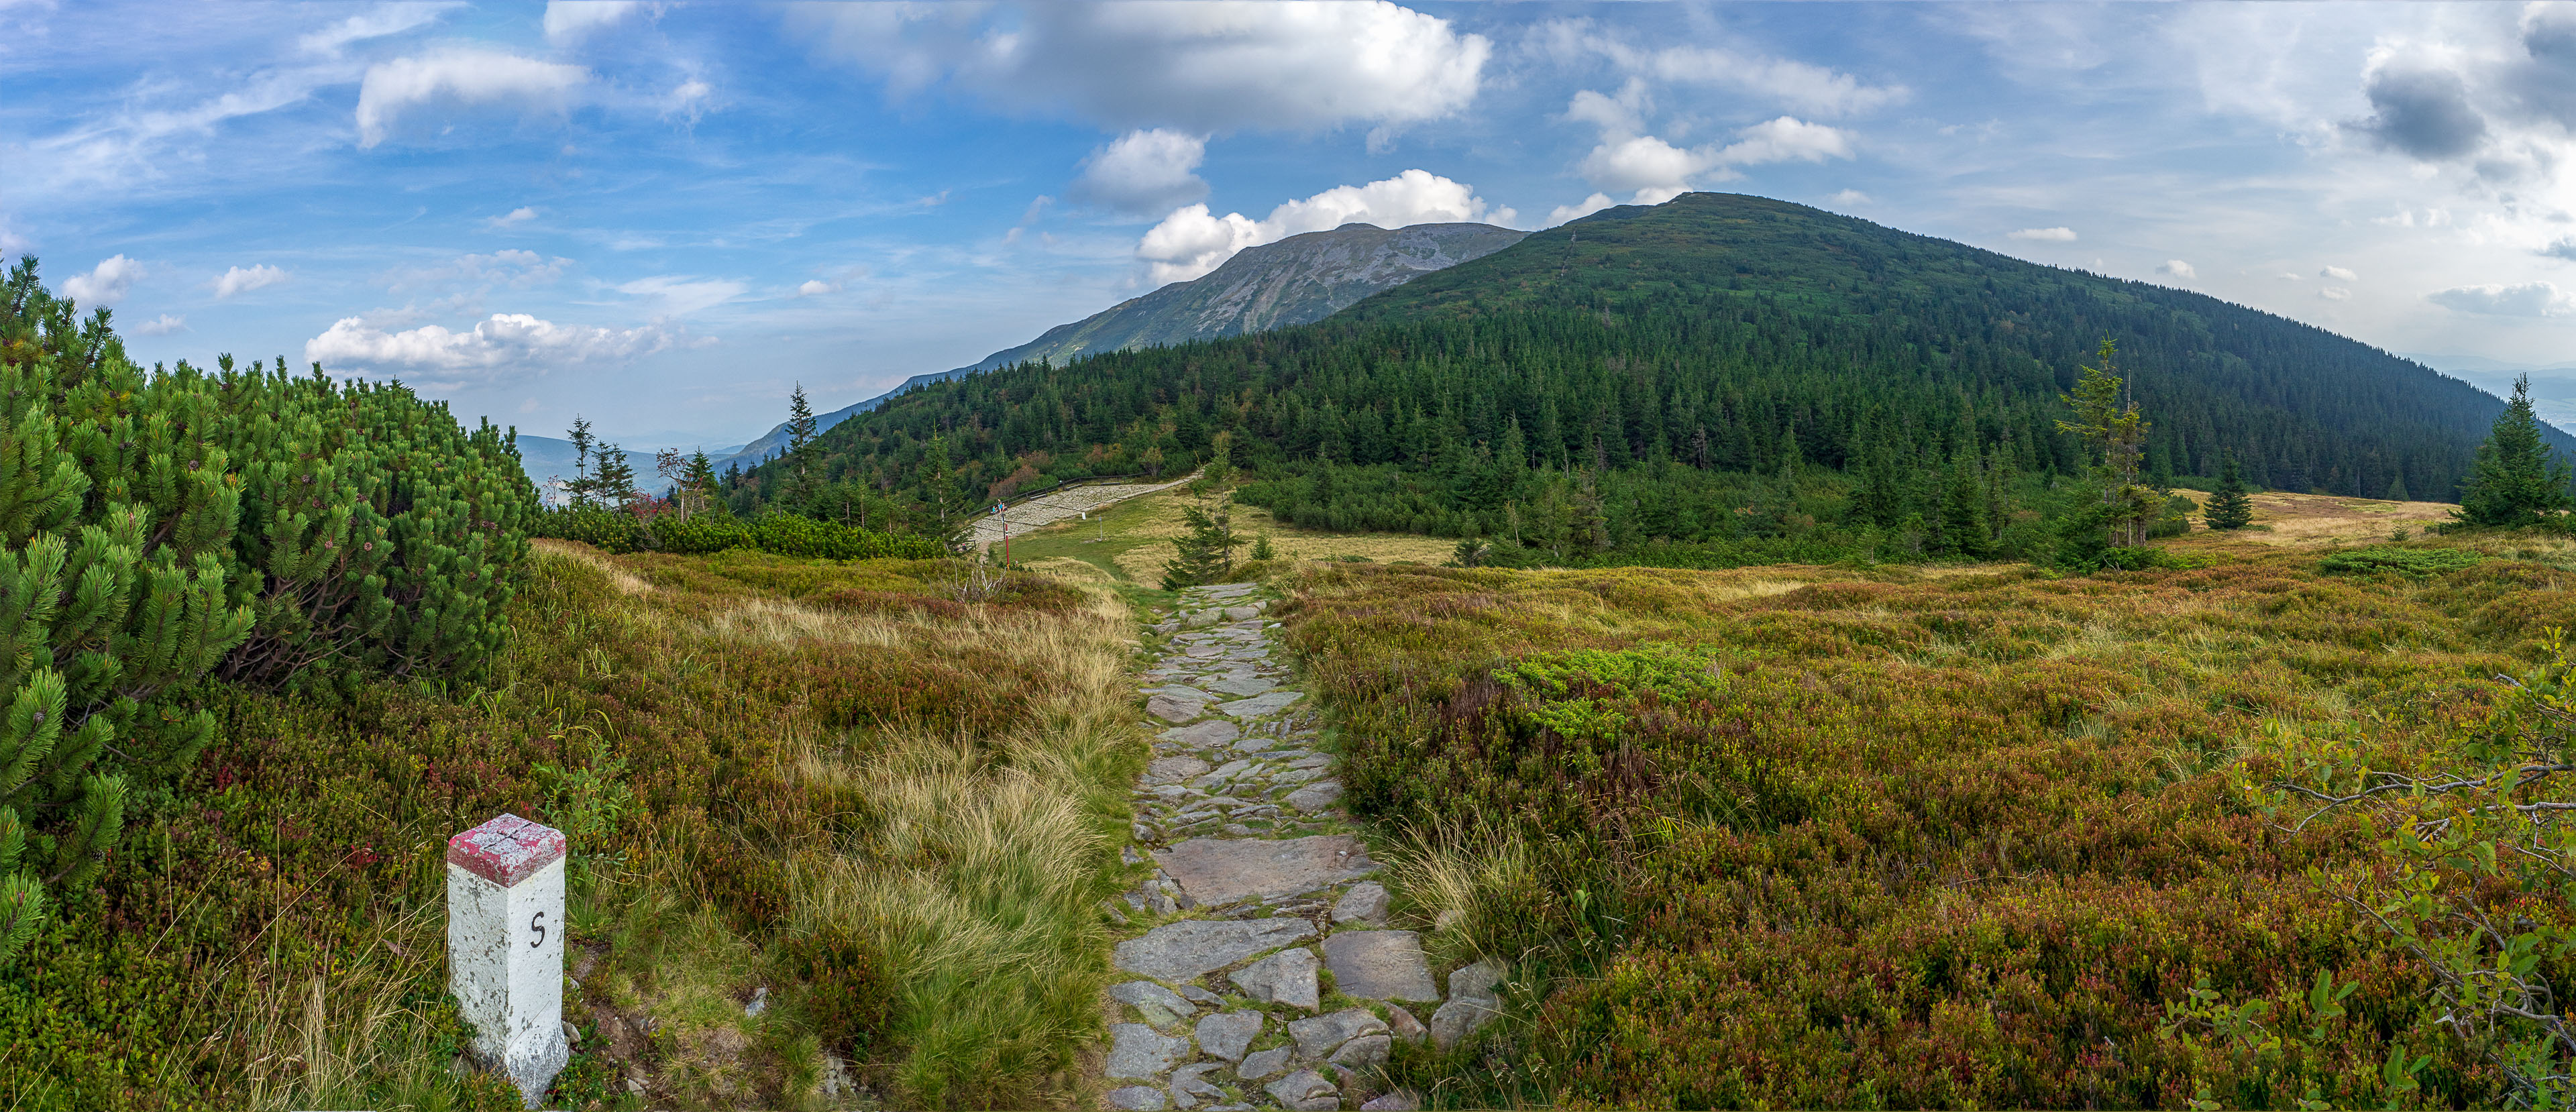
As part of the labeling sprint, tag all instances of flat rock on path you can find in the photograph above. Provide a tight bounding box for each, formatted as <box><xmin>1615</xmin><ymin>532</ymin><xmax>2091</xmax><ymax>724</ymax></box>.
<box><xmin>1323</xmin><ymin>931</ymin><xmax>1440</xmax><ymax>1002</ymax></box>
<box><xmin>1214</xmin><ymin>689</ymin><xmax>1302</xmax><ymax>718</ymax></box>
<box><xmin>1152</xmin><ymin>835</ymin><xmax>1379</xmax><ymax>906</ymax></box>
<box><xmin>1114</xmin><ymin>918</ymin><xmax>1319</xmax><ymax>981</ymax></box>
<box><xmin>1158</xmin><ymin>720</ymin><xmax>1241</xmax><ymax>748</ymax></box>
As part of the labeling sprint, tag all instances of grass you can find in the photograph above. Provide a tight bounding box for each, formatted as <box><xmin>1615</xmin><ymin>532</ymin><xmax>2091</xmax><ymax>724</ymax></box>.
<box><xmin>0</xmin><ymin>541</ymin><xmax>1146</xmax><ymax>1110</ymax></box>
<box><xmin>1271</xmin><ymin>528</ymin><xmax>2576</xmax><ymax>1109</ymax></box>
<box><xmin>1001</xmin><ymin>487</ymin><xmax>1459</xmax><ymax>586</ymax></box>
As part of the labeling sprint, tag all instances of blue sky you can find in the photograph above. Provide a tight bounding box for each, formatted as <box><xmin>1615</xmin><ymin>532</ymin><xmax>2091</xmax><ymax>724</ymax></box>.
<box><xmin>7</xmin><ymin>1</ymin><xmax>2576</xmax><ymax>452</ymax></box>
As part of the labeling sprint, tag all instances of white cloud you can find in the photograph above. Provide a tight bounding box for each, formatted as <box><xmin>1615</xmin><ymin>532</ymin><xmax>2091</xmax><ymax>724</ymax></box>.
<box><xmin>60</xmin><ymin>255</ymin><xmax>142</xmax><ymax>307</ymax></box>
<box><xmin>2321</xmin><ymin>264</ymin><xmax>2359</xmax><ymax>280</ymax></box>
<box><xmin>2320</xmin><ymin>286</ymin><xmax>2353</xmax><ymax>300</ymax></box>
<box><xmin>616</xmin><ymin>274</ymin><xmax>745</xmax><ymax>317</ymax></box>
<box><xmin>2280</xmin><ymin>272</ymin><xmax>2305</xmax><ymax>280</ymax></box>
<box><xmin>355</xmin><ymin>48</ymin><xmax>589</xmax><ymax>148</ymax></box>
<box><xmin>2429</xmin><ymin>280</ymin><xmax>2576</xmax><ymax>317</ymax></box>
<box><xmin>1563</xmin><ymin>95</ymin><xmax>1854</xmax><ymax>204</ymax></box>
<box><xmin>544</xmin><ymin>1</ymin><xmax>644</xmax><ymax>46</ymax></box>
<box><xmin>2009</xmin><ymin>227</ymin><xmax>2078</xmax><ymax>241</ymax></box>
<box><xmin>298</xmin><ymin>2</ymin><xmax>459</xmax><ymax>55</ymax></box>
<box><xmin>1071</xmin><ymin>129</ymin><xmax>1210</xmax><ymax>215</ymax></box>
<box><xmin>2157</xmin><ymin>259</ymin><xmax>2198</xmax><ymax>278</ymax></box>
<box><xmin>212</xmin><ymin>264</ymin><xmax>288</xmax><ymax>298</ymax></box>
<box><xmin>1546</xmin><ymin>193</ymin><xmax>1619</xmax><ymax>227</ymax></box>
<box><xmin>488</xmin><ymin>206</ymin><xmax>539</xmax><ymax>229</ymax></box>
<box><xmin>794</xmin><ymin>1</ymin><xmax>1490</xmax><ymax>133</ymax></box>
<box><xmin>1135</xmin><ymin>168</ymin><xmax>1502</xmax><ymax>284</ymax></box>
<box><xmin>1829</xmin><ymin>189</ymin><xmax>1872</xmax><ymax>207</ymax></box>
<box><xmin>132</xmin><ymin>313</ymin><xmax>186</xmax><ymax>336</ymax></box>
<box><xmin>796</xmin><ymin>279</ymin><xmax>834</xmax><ymax>297</ymax></box>
<box><xmin>1541</xmin><ymin>21</ymin><xmax>1909</xmax><ymax>118</ymax></box>
<box><xmin>306</xmin><ymin>313</ymin><xmax>686</xmax><ymax>380</ymax></box>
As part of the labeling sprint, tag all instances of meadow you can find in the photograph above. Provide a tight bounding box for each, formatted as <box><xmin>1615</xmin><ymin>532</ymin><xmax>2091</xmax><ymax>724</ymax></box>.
<box><xmin>1273</xmin><ymin>526</ymin><xmax>2576</xmax><ymax>1109</ymax></box>
<box><xmin>0</xmin><ymin>542</ymin><xmax>1146</xmax><ymax>1111</ymax></box>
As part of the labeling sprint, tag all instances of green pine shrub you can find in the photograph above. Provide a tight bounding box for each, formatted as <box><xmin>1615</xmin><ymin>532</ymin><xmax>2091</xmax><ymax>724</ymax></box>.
<box><xmin>0</xmin><ymin>257</ymin><xmax>536</xmax><ymax>966</ymax></box>
<box><xmin>530</xmin><ymin>506</ymin><xmax>947</xmax><ymax>561</ymax></box>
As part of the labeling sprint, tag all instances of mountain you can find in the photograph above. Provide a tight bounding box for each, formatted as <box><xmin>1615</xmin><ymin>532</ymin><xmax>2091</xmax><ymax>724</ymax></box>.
<box><xmin>712</xmin><ymin>221</ymin><xmax>1528</xmax><ymax>470</ymax></box>
<box><xmin>2400</xmin><ymin>353</ymin><xmax>2576</xmax><ymax>433</ymax></box>
<box><xmin>737</xmin><ymin>192</ymin><xmax>2569</xmax><ymax>546</ymax></box>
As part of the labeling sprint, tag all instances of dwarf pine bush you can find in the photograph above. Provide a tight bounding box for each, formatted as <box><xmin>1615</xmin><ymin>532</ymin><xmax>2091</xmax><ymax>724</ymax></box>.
<box><xmin>0</xmin><ymin>256</ymin><xmax>535</xmax><ymax>964</ymax></box>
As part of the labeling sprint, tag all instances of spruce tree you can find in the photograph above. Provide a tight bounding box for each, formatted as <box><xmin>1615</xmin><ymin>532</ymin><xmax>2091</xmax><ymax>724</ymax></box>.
<box><xmin>681</xmin><ymin>450</ymin><xmax>721</xmax><ymax>519</ymax></box>
<box><xmin>2206</xmin><ymin>453</ymin><xmax>2255</xmax><ymax>531</ymax></box>
<box><xmin>593</xmin><ymin>444</ymin><xmax>639</xmax><ymax>511</ymax></box>
<box><xmin>2455</xmin><ymin>375</ymin><xmax>2574</xmax><ymax>529</ymax></box>
<box><xmin>2055</xmin><ymin>339</ymin><xmax>2159</xmax><ymax>549</ymax></box>
<box><xmin>564</xmin><ymin>416</ymin><xmax>600</xmax><ymax>508</ymax></box>
<box><xmin>1161</xmin><ymin>505</ymin><xmax>1236</xmax><ymax>588</ymax></box>
<box><xmin>785</xmin><ymin>385</ymin><xmax>819</xmax><ymax>510</ymax></box>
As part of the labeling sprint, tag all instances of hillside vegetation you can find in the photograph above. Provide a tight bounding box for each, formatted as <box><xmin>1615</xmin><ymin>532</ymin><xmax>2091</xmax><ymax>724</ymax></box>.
<box><xmin>729</xmin><ymin>193</ymin><xmax>2560</xmax><ymax>567</ymax></box>
<box><xmin>1277</xmin><ymin>532</ymin><xmax>2576</xmax><ymax>1109</ymax></box>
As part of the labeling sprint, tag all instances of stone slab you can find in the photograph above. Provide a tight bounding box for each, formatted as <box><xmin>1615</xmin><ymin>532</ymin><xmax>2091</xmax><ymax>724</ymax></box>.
<box><xmin>1147</xmin><ymin>694</ymin><xmax>1205</xmax><ymax>723</ymax></box>
<box><xmin>1195</xmin><ymin>1010</ymin><xmax>1264</xmax><ymax>1062</ymax></box>
<box><xmin>1238</xmin><ymin>1045</ymin><xmax>1293</xmax><ymax>1082</ymax></box>
<box><xmin>1114</xmin><ymin>918</ymin><xmax>1318</xmax><ymax>981</ymax></box>
<box><xmin>1322</xmin><ymin>932</ymin><xmax>1440</xmax><ymax>1003</ymax></box>
<box><xmin>1287</xmin><ymin>1007</ymin><xmax>1390</xmax><ymax>1058</ymax></box>
<box><xmin>1160</xmin><ymin>720</ymin><xmax>1242</xmax><ymax>748</ymax></box>
<box><xmin>1152</xmin><ymin>836</ymin><xmax>1379</xmax><ymax>906</ymax></box>
<box><xmin>1229</xmin><ymin>946</ymin><xmax>1320</xmax><ymax>1009</ymax></box>
<box><xmin>1145</xmin><ymin>757</ymin><xmax>1212</xmax><ymax>784</ymax></box>
<box><xmin>1283</xmin><ymin>781</ymin><xmax>1344</xmax><ymax>812</ymax></box>
<box><xmin>1107</xmin><ymin>1023</ymin><xmax>1191</xmax><ymax>1080</ymax></box>
<box><xmin>1215</xmin><ymin>691</ymin><xmax>1303</xmax><ymax>718</ymax></box>
<box><xmin>1203</xmin><ymin>674</ymin><xmax>1279</xmax><ymax>698</ymax></box>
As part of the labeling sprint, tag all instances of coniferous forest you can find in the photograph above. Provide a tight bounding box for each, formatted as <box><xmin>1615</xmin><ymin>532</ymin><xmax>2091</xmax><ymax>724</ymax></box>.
<box><xmin>733</xmin><ymin>194</ymin><xmax>2570</xmax><ymax>564</ymax></box>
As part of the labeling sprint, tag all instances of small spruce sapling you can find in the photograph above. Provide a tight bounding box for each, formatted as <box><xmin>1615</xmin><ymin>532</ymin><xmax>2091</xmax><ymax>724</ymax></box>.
<box><xmin>2206</xmin><ymin>454</ymin><xmax>2255</xmax><ymax>531</ymax></box>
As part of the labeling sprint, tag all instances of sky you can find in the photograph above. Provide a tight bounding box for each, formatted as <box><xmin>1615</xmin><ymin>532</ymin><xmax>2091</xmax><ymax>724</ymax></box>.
<box><xmin>7</xmin><ymin>1</ymin><xmax>2576</xmax><ymax>452</ymax></box>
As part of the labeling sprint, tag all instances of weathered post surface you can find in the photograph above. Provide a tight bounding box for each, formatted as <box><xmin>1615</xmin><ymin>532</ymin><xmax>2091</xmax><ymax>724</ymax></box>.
<box><xmin>447</xmin><ymin>813</ymin><xmax>569</xmax><ymax>1109</ymax></box>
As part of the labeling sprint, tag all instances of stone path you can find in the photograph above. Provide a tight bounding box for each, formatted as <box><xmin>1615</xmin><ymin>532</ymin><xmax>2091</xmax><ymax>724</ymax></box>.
<box><xmin>1101</xmin><ymin>583</ymin><xmax>1504</xmax><ymax>1112</ymax></box>
<box><xmin>969</xmin><ymin>473</ymin><xmax>1199</xmax><ymax>553</ymax></box>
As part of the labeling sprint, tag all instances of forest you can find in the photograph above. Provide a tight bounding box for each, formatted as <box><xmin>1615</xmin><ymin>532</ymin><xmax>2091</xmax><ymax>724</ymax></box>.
<box><xmin>729</xmin><ymin>194</ymin><xmax>2569</xmax><ymax>564</ymax></box>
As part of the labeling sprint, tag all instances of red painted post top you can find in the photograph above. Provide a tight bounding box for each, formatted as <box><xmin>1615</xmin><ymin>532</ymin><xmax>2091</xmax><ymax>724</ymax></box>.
<box><xmin>446</xmin><ymin>813</ymin><xmax>567</xmax><ymax>887</ymax></box>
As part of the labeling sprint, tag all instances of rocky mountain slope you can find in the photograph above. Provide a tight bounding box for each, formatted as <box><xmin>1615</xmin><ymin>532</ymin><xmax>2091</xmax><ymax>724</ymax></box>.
<box><xmin>713</xmin><ymin>221</ymin><xmax>1527</xmax><ymax>470</ymax></box>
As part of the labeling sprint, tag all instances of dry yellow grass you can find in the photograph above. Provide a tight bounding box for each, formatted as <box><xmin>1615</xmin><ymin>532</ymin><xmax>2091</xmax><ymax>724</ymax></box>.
<box><xmin>2169</xmin><ymin>488</ymin><xmax>2456</xmax><ymax>547</ymax></box>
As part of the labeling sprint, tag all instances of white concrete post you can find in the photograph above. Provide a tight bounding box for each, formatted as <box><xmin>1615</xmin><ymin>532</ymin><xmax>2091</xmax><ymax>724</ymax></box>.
<box><xmin>447</xmin><ymin>813</ymin><xmax>570</xmax><ymax>1109</ymax></box>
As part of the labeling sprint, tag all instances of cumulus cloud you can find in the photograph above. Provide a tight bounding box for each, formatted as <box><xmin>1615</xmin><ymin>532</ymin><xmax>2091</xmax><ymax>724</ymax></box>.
<box><xmin>355</xmin><ymin>48</ymin><xmax>589</xmax><ymax>148</ymax></box>
<box><xmin>1540</xmin><ymin>21</ymin><xmax>1909</xmax><ymax>118</ymax></box>
<box><xmin>792</xmin><ymin>1</ymin><xmax>1489</xmax><ymax>133</ymax></box>
<box><xmin>1071</xmin><ymin>129</ymin><xmax>1210</xmax><ymax>215</ymax></box>
<box><xmin>1829</xmin><ymin>189</ymin><xmax>1872</xmax><ymax>207</ymax></box>
<box><xmin>60</xmin><ymin>256</ymin><xmax>142</xmax><ymax>307</ymax></box>
<box><xmin>298</xmin><ymin>2</ymin><xmax>459</xmax><ymax>55</ymax></box>
<box><xmin>1135</xmin><ymin>168</ymin><xmax>1505</xmax><ymax>284</ymax></box>
<box><xmin>213</xmin><ymin>264</ymin><xmax>288</xmax><ymax>298</ymax></box>
<box><xmin>544</xmin><ymin>1</ymin><xmax>645</xmax><ymax>46</ymax></box>
<box><xmin>2542</xmin><ymin>237</ymin><xmax>2576</xmax><ymax>262</ymax></box>
<box><xmin>2010</xmin><ymin>227</ymin><xmax>2078</xmax><ymax>241</ymax></box>
<box><xmin>1546</xmin><ymin>193</ymin><xmax>1620</xmax><ymax>227</ymax></box>
<box><xmin>1566</xmin><ymin>101</ymin><xmax>1856</xmax><ymax>204</ymax></box>
<box><xmin>2429</xmin><ymin>280</ymin><xmax>2576</xmax><ymax>316</ymax></box>
<box><xmin>796</xmin><ymin>279</ymin><xmax>833</xmax><ymax>296</ymax></box>
<box><xmin>2355</xmin><ymin>52</ymin><xmax>2487</xmax><ymax>161</ymax></box>
<box><xmin>132</xmin><ymin>314</ymin><xmax>186</xmax><ymax>336</ymax></box>
<box><xmin>488</xmin><ymin>207</ymin><xmax>539</xmax><ymax>229</ymax></box>
<box><xmin>2321</xmin><ymin>264</ymin><xmax>2359</xmax><ymax>280</ymax></box>
<box><xmin>306</xmin><ymin>313</ymin><xmax>686</xmax><ymax>380</ymax></box>
<box><xmin>2157</xmin><ymin>259</ymin><xmax>2198</xmax><ymax>278</ymax></box>
<box><xmin>2320</xmin><ymin>286</ymin><xmax>2353</xmax><ymax>300</ymax></box>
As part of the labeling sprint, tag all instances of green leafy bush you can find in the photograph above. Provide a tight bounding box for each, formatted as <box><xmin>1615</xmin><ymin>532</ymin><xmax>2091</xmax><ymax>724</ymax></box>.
<box><xmin>2317</xmin><ymin>545</ymin><xmax>2485</xmax><ymax>579</ymax></box>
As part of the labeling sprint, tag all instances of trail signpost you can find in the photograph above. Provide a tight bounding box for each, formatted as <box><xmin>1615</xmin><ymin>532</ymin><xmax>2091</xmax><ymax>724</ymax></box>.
<box><xmin>448</xmin><ymin>813</ymin><xmax>570</xmax><ymax>1109</ymax></box>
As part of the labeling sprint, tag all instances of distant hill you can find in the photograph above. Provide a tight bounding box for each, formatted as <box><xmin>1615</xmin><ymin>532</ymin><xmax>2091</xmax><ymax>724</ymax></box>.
<box><xmin>2400</xmin><ymin>352</ymin><xmax>2576</xmax><ymax>434</ymax></box>
<box><xmin>712</xmin><ymin>221</ymin><xmax>1527</xmax><ymax>469</ymax></box>
<box><xmin>741</xmin><ymin>192</ymin><xmax>2573</xmax><ymax>541</ymax></box>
